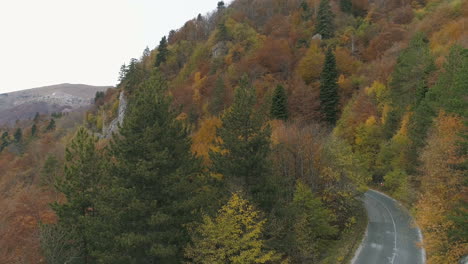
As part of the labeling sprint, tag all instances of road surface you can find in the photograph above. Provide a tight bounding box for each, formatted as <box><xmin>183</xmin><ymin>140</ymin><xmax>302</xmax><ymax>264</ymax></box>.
<box><xmin>352</xmin><ymin>190</ymin><xmax>426</xmax><ymax>264</ymax></box>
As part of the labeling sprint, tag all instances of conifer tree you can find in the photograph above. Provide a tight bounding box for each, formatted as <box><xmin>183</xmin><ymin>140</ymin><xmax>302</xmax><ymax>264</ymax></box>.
<box><xmin>31</xmin><ymin>124</ymin><xmax>37</xmax><ymax>137</ymax></box>
<box><xmin>271</xmin><ymin>85</ymin><xmax>288</xmax><ymax>120</ymax></box>
<box><xmin>210</xmin><ymin>76</ymin><xmax>273</xmax><ymax>208</ymax></box>
<box><xmin>209</xmin><ymin>77</ymin><xmax>226</xmax><ymax>115</ymax></box>
<box><xmin>14</xmin><ymin>128</ymin><xmax>22</xmax><ymax>143</ymax></box>
<box><xmin>155</xmin><ymin>36</ymin><xmax>169</xmax><ymax>67</ymax></box>
<box><xmin>320</xmin><ymin>48</ymin><xmax>339</xmax><ymax>124</ymax></box>
<box><xmin>46</xmin><ymin>119</ymin><xmax>56</xmax><ymax>131</ymax></box>
<box><xmin>51</xmin><ymin>127</ymin><xmax>104</xmax><ymax>263</ymax></box>
<box><xmin>316</xmin><ymin>0</ymin><xmax>335</xmax><ymax>39</ymax></box>
<box><xmin>185</xmin><ymin>193</ymin><xmax>281</xmax><ymax>263</ymax></box>
<box><xmin>0</xmin><ymin>131</ymin><xmax>9</xmax><ymax>151</ymax></box>
<box><xmin>339</xmin><ymin>0</ymin><xmax>352</xmax><ymax>13</ymax></box>
<box><xmin>33</xmin><ymin>112</ymin><xmax>40</xmax><ymax>122</ymax></box>
<box><xmin>217</xmin><ymin>1</ymin><xmax>225</xmax><ymax>10</ymax></box>
<box><xmin>99</xmin><ymin>71</ymin><xmax>208</xmax><ymax>262</ymax></box>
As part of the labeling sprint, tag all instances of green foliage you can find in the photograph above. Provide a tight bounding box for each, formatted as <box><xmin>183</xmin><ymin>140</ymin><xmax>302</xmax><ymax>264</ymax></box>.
<box><xmin>40</xmin><ymin>223</ymin><xmax>82</xmax><ymax>264</ymax></box>
<box><xmin>31</xmin><ymin>124</ymin><xmax>37</xmax><ymax>137</ymax></box>
<box><xmin>290</xmin><ymin>181</ymin><xmax>337</xmax><ymax>263</ymax></box>
<box><xmin>387</xmin><ymin>32</ymin><xmax>435</xmax><ymax>133</ymax></box>
<box><xmin>339</xmin><ymin>0</ymin><xmax>352</xmax><ymax>13</ymax></box>
<box><xmin>34</xmin><ymin>112</ymin><xmax>40</xmax><ymax>122</ymax></box>
<box><xmin>97</xmin><ymin>71</ymin><xmax>210</xmax><ymax>263</ymax></box>
<box><xmin>40</xmin><ymin>155</ymin><xmax>60</xmax><ymax>186</ymax></box>
<box><xmin>51</xmin><ymin>127</ymin><xmax>104</xmax><ymax>263</ymax></box>
<box><xmin>383</xmin><ymin>169</ymin><xmax>409</xmax><ymax>201</ymax></box>
<box><xmin>46</xmin><ymin>119</ymin><xmax>56</xmax><ymax>131</ymax></box>
<box><xmin>155</xmin><ymin>36</ymin><xmax>169</xmax><ymax>67</ymax></box>
<box><xmin>14</xmin><ymin>128</ymin><xmax>22</xmax><ymax>142</ymax></box>
<box><xmin>94</xmin><ymin>91</ymin><xmax>105</xmax><ymax>103</ymax></box>
<box><xmin>316</xmin><ymin>0</ymin><xmax>335</xmax><ymax>39</ymax></box>
<box><xmin>185</xmin><ymin>193</ymin><xmax>282</xmax><ymax>264</ymax></box>
<box><xmin>300</xmin><ymin>1</ymin><xmax>312</xmax><ymax>21</ymax></box>
<box><xmin>271</xmin><ymin>85</ymin><xmax>288</xmax><ymax>120</ymax></box>
<box><xmin>210</xmin><ymin>76</ymin><xmax>273</xmax><ymax>209</ymax></box>
<box><xmin>217</xmin><ymin>23</ymin><xmax>230</xmax><ymax>42</ymax></box>
<box><xmin>0</xmin><ymin>131</ymin><xmax>9</xmax><ymax>151</ymax></box>
<box><xmin>320</xmin><ymin>48</ymin><xmax>339</xmax><ymax>124</ymax></box>
<box><xmin>209</xmin><ymin>77</ymin><xmax>226</xmax><ymax>115</ymax></box>
<box><xmin>320</xmin><ymin>136</ymin><xmax>366</xmax><ymax>228</ymax></box>
<box><xmin>217</xmin><ymin>1</ymin><xmax>225</xmax><ymax>10</ymax></box>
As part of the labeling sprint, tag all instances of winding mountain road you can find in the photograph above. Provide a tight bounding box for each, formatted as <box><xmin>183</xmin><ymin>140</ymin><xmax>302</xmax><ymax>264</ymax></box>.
<box><xmin>352</xmin><ymin>190</ymin><xmax>426</xmax><ymax>264</ymax></box>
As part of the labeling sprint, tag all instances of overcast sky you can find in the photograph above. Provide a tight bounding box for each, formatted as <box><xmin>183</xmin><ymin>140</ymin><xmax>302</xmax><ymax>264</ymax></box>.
<box><xmin>0</xmin><ymin>0</ymin><xmax>229</xmax><ymax>94</ymax></box>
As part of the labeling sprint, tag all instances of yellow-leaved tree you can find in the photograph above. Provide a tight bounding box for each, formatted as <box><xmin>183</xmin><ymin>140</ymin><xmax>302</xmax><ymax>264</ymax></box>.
<box><xmin>185</xmin><ymin>193</ymin><xmax>284</xmax><ymax>264</ymax></box>
<box><xmin>416</xmin><ymin>112</ymin><xmax>467</xmax><ymax>264</ymax></box>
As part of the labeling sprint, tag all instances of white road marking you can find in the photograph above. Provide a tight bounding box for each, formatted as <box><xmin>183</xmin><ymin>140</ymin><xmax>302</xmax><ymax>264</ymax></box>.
<box><xmin>367</xmin><ymin>192</ymin><xmax>398</xmax><ymax>264</ymax></box>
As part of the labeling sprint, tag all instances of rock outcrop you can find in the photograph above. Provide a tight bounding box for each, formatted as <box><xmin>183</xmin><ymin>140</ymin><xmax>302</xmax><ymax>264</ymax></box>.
<box><xmin>101</xmin><ymin>91</ymin><xmax>127</xmax><ymax>138</ymax></box>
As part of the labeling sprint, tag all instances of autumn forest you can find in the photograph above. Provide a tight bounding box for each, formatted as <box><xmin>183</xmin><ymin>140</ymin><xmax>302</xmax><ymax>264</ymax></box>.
<box><xmin>0</xmin><ymin>0</ymin><xmax>467</xmax><ymax>263</ymax></box>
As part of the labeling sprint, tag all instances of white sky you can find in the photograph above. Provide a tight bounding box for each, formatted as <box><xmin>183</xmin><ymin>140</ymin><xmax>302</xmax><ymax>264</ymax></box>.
<box><xmin>0</xmin><ymin>0</ymin><xmax>229</xmax><ymax>94</ymax></box>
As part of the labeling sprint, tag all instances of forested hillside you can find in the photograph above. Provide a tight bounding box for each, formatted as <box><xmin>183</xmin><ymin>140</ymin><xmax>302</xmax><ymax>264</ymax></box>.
<box><xmin>0</xmin><ymin>0</ymin><xmax>466</xmax><ymax>263</ymax></box>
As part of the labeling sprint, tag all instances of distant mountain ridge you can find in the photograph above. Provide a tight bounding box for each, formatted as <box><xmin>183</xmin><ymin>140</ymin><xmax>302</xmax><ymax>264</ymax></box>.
<box><xmin>0</xmin><ymin>83</ymin><xmax>112</xmax><ymax>125</ymax></box>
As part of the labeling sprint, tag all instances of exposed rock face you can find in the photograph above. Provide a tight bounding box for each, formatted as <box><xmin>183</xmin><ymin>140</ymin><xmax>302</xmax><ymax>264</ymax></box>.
<box><xmin>101</xmin><ymin>91</ymin><xmax>127</xmax><ymax>138</ymax></box>
<box><xmin>212</xmin><ymin>42</ymin><xmax>228</xmax><ymax>58</ymax></box>
<box><xmin>312</xmin><ymin>34</ymin><xmax>322</xmax><ymax>41</ymax></box>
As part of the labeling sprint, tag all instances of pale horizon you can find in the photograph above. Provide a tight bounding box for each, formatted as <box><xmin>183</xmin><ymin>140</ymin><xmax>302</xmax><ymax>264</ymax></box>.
<box><xmin>0</xmin><ymin>0</ymin><xmax>230</xmax><ymax>94</ymax></box>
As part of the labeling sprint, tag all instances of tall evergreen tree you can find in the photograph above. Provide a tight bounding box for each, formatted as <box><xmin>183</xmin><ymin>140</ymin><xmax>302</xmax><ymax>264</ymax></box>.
<box><xmin>14</xmin><ymin>128</ymin><xmax>22</xmax><ymax>143</ymax></box>
<box><xmin>98</xmin><ymin>72</ymin><xmax>208</xmax><ymax>263</ymax></box>
<box><xmin>0</xmin><ymin>131</ymin><xmax>9</xmax><ymax>151</ymax></box>
<box><xmin>217</xmin><ymin>1</ymin><xmax>225</xmax><ymax>10</ymax></box>
<box><xmin>209</xmin><ymin>77</ymin><xmax>226</xmax><ymax>115</ymax></box>
<box><xmin>210</xmin><ymin>76</ymin><xmax>273</xmax><ymax>208</ymax></box>
<box><xmin>339</xmin><ymin>0</ymin><xmax>352</xmax><ymax>13</ymax></box>
<box><xmin>51</xmin><ymin>127</ymin><xmax>104</xmax><ymax>264</ymax></box>
<box><xmin>33</xmin><ymin>112</ymin><xmax>40</xmax><ymax>122</ymax></box>
<box><xmin>155</xmin><ymin>36</ymin><xmax>169</xmax><ymax>67</ymax></box>
<box><xmin>271</xmin><ymin>85</ymin><xmax>288</xmax><ymax>120</ymax></box>
<box><xmin>46</xmin><ymin>119</ymin><xmax>56</xmax><ymax>131</ymax></box>
<box><xmin>320</xmin><ymin>48</ymin><xmax>339</xmax><ymax>124</ymax></box>
<box><xmin>31</xmin><ymin>124</ymin><xmax>37</xmax><ymax>137</ymax></box>
<box><xmin>315</xmin><ymin>0</ymin><xmax>335</xmax><ymax>39</ymax></box>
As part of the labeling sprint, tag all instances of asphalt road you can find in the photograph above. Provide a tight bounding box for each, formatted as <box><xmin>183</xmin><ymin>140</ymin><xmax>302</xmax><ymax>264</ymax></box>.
<box><xmin>351</xmin><ymin>190</ymin><xmax>426</xmax><ymax>264</ymax></box>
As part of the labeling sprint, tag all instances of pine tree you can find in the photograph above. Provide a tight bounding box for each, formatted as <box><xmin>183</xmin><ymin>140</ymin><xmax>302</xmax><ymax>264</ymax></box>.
<box><xmin>98</xmin><ymin>71</ymin><xmax>209</xmax><ymax>262</ymax></box>
<box><xmin>118</xmin><ymin>63</ymin><xmax>128</xmax><ymax>83</ymax></box>
<box><xmin>217</xmin><ymin>23</ymin><xmax>229</xmax><ymax>42</ymax></box>
<box><xmin>300</xmin><ymin>1</ymin><xmax>312</xmax><ymax>21</ymax></box>
<box><xmin>210</xmin><ymin>76</ymin><xmax>273</xmax><ymax>209</ymax></box>
<box><xmin>271</xmin><ymin>85</ymin><xmax>288</xmax><ymax>120</ymax></box>
<box><xmin>33</xmin><ymin>112</ymin><xmax>40</xmax><ymax>122</ymax></box>
<box><xmin>217</xmin><ymin>1</ymin><xmax>225</xmax><ymax>10</ymax></box>
<box><xmin>46</xmin><ymin>119</ymin><xmax>56</xmax><ymax>131</ymax></box>
<box><xmin>0</xmin><ymin>131</ymin><xmax>9</xmax><ymax>151</ymax></box>
<box><xmin>31</xmin><ymin>124</ymin><xmax>37</xmax><ymax>137</ymax></box>
<box><xmin>51</xmin><ymin>127</ymin><xmax>104</xmax><ymax>264</ymax></box>
<box><xmin>339</xmin><ymin>0</ymin><xmax>352</xmax><ymax>13</ymax></box>
<box><xmin>320</xmin><ymin>48</ymin><xmax>339</xmax><ymax>124</ymax></box>
<box><xmin>209</xmin><ymin>77</ymin><xmax>226</xmax><ymax>115</ymax></box>
<box><xmin>14</xmin><ymin>128</ymin><xmax>22</xmax><ymax>142</ymax></box>
<box><xmin>142</xmin><ymin>46</ymin><xmax>151</xmax><ymax>59</ymax></box>
<box><xmin>315</xmin><ymin>0</ymin><xmax>335</xmax><ymax>39</ymax></box>
<box><xmin>185</xmin><ymin>193</ymin><xmax>281</xmax><ymax>264</ymax></box>
<box><xmin>155</xmin><ymin>36</ymin><xmax>169</xmax><ymax>67</ymax></box>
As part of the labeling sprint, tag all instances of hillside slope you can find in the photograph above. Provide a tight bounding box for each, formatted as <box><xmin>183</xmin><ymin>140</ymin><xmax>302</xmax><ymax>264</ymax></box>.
<box><xmin>0</xmin><ymin>83</ymin><xmax>111</xmax><ymax>125</ymax></box>
<box><xmin>0</xmin><ymin>0</ymin><xmax>466</xmax><ymax>263</ymax></box>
